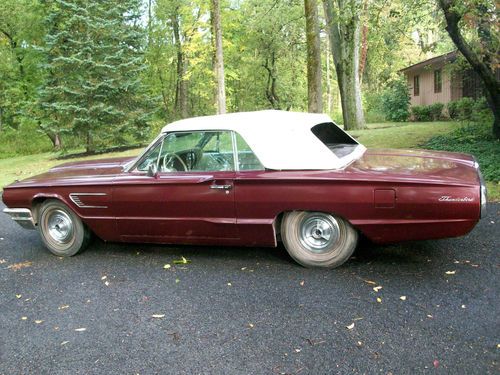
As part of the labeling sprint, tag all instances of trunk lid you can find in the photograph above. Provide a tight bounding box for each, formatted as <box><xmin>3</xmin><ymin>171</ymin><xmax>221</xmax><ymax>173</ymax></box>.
<box><xmin>347</xmin><ymin>148</ymin><xmax>479</xmax><ymax>186</ymax></box>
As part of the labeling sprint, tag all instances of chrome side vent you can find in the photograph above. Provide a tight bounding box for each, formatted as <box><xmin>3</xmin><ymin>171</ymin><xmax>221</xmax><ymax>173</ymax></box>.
<box><xmin>69</xmin><ymin>193</ymin><xmax>108</xmax><ymax>209</ymax></box>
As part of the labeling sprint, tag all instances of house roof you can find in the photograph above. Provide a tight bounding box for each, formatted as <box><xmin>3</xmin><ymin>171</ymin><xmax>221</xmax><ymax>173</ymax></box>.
<box><xmin>162</xmin><ymin>110</ymin><xmax>366</xmax><ymax>170</ymax></box>
<box><xmin>400</xmin><ymin>51</ymin><xmax>458</xmax><ymax>73</ymax></box>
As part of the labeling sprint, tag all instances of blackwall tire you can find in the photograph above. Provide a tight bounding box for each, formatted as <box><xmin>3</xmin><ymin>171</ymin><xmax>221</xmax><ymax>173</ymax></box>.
<box><xmin>38</xmin><ymin>200</ymin><xmax>91</xmax><ymax>257</ymax></box>
<box><xmin>281</xmin><ymin>211</ymin><xmax>358</xmax><ymax>268</ymax></box>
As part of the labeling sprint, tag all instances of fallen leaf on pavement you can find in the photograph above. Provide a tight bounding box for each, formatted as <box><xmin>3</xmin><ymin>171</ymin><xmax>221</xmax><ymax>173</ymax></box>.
<box><xmin>445</xmin><ymin>271</ymin><xmax>456</xmax><ymax>275</ymax></box>
<box><xmin>151</xmin><ymin>314</ymin><xmax>165</xmax><ymax>318</ymax></box>
<box><xmin>75</xmin><ymin>328</ymin><xmax>86</xmax><ymax>332</ymax></box>
<box><xmin>373</xmin><ymin>286</ymin><xmax>382</xmax><ymax>292</ymax></box>
<box><xmin>173</xmin><ymin>256</ymin><xmax>190</xmax><ymax>265</ymax></box>
<box><xmin>400</xmin><ymin>296</ymin><xmax>407</xmax><ymax>301</ymax></box>
<box><xmin>346</xmin><ymin>323</ymin><xmax>355</xmax><ymax>330</ymax></box>
<box><xmin>7</xmin><ymin>261</ymin><xmax>32</xmax><ymax>271</ymax></box>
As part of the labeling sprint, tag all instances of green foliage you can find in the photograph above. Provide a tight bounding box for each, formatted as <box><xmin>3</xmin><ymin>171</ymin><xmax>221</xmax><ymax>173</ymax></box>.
<box><xmin>447</xmin><ymin>97</ymin><xmax>490</xmax><ymax>121</ymax></box>
<box><xmin>0</xmin><ymin>121</ymin><xmax>53</xmax><ymax>158</ymax></box>
<box><xmin>37</xmin><ymin>0</ymin><xmax>155</xmax><ymax>153</ymax></box>
<box><xmin>379</xmin><ymin>78</ymin><xmax>410</xmax><ymax>122</ymax></box>
<box><xmin>412</xmin><ymin>103</ymin><xmax>444</xmax><ymax>121</ymax></box>
<box><xmin>425</xmin><ymin>121</ymin><xmax>500</xmax><ymax>182</ymax></box>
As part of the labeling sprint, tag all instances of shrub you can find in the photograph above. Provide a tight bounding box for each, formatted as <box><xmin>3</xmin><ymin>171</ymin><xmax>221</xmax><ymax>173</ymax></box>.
<box><xmin>428</xmin><ymin>103</ymin><xmax>444</xmax><ymax>120</ymax></box>
<box><xmin>412</xmin><ymin>103</ymin><xmax>444</xmax><ymax>121</ymax></box>
<box><xmin>424</xmin><ymin>121</ymin><xmax>500</xmax><ymax>182</ymax></box>
<box><xmin>379</xmin><ymin>78</ymin><xmax>410</xmax><ymax>122</ymax></box>
<box><xmin>447</xmin><ymin>97</ymin><xmax>490</xmax><ymax>121</ymax></box>
<box><xmin>411</xmin><ymin>105</ymin><xmax>432</xmax><ymax>121</ymax></box>
<box><xmin>448</xmin><ymin>97</ymin><xmax>475</xmax><ymax>120</ymax></box>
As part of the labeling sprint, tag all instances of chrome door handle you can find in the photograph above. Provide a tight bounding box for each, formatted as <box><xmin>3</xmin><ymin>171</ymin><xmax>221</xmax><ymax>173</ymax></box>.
<box><xmin>210</xmin><ymin>184</ymin><xmax>232</xmax><ymax>190</ymax></box>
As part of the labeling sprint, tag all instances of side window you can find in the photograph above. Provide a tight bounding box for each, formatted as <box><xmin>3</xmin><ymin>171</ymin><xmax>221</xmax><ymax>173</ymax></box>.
<box><xmin>137</xmin><ymin>141</ymin><xmax>162</xmax><ymax>171</ymax></box>
<box><xmin>235</xmin><ymin>132</ymin><xmax>264</xmax><ymax>171</ymax></box>
<box><xmin>158</xmin><ymin>131</ymin><xmax>234</xmax><ymax>173</ymax></box>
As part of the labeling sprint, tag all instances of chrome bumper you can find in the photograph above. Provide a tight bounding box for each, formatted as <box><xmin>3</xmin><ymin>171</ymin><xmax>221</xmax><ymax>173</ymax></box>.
<box><xmin>474</xmin><ymin>161</ymin><xmax>487</xmax><ymax>218</ymax></box>
<box><xmin>3</xmin><ymin>208</ymin><xmax>36</xmax><ymax>230</ymax></box>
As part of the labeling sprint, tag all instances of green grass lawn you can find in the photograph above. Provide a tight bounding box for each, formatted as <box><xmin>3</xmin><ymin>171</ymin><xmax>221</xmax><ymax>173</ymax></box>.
<box><xmin>1</xmin><ymin>121</ymin><xmax>498</xmax><ymax>201</ymax></box>
<box><xmin>348</xmin><ymin>121</ymin><xmax>459</xmax><ymax>148</ymax></box>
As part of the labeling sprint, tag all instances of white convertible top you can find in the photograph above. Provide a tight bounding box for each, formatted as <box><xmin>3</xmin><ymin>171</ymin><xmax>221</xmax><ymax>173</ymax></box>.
<box><xmin>161</xmin><ymin>110</ymin><xmax>366</xmax><ymax>170</ymax></box>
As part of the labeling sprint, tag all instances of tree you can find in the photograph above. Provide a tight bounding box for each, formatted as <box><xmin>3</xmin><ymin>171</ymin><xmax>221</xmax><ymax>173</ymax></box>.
<box><xmin>211</xmin><ymin>0</ymin><xmax>226</xmax><ymax>114</ymax></box>
<box><xmin>38</xmin><ymin>0</ymin><xmax>152</xmax><ymax>153</ymax></box>
<box><xmin>437</xmin><ymin>0</ymin><xmax>499</xmax><ymax>139</ymax></box>
<box><xmin>304</xmin><ymin>0</ymin><xmax>322</xmax><ymax>113</ymax></box>
<box><xmin>323</xmin><ymin>0</ymin><xmax>365</xmax><ymax>129</ymax></box>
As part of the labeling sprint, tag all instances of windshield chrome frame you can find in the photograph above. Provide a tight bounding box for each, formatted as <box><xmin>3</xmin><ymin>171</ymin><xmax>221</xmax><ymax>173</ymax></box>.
<box><xmin>125</xmin><ymin>129</ymin><xmax>244</xmax><ymax>174</ymax></box>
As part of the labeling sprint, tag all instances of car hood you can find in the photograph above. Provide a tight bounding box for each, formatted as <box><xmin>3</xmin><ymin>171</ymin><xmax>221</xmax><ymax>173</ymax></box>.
<box><xmin>7</xmin><ymin>156</ymin><xmax>135</xmax><ymax>188</ymax></box>
<box><xmin>346</xmin><ymin>148</ymin><xmax>479</xmax><ymax>185</ymax></box>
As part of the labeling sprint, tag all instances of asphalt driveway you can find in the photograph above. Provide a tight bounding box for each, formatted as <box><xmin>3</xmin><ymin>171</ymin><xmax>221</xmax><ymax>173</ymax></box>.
<box><xmin>0</xmin><ymin>202</ymin><xmax>498</xmax><ymax>374</ymax></box>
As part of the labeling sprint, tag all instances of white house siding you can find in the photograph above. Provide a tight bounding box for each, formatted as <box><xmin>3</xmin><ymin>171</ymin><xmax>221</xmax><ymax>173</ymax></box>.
<box><xmin>406</xmin><ymin>61</ymin><xmax>453</xmax><ymax>106</ymax></box>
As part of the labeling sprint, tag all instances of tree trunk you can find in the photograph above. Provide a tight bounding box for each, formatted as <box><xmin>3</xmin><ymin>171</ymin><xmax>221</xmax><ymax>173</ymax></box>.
<box><xmin>438</xmin><ymin>0</ymin><xmax>499</xmax><ymax>139</ymax></box>
<box><xmin>263</xmin><ymin>53</ymin><xmax>280</xmax><ymax>109</ymax></box>
<box><xmin>325</xmin><ymin>34</ymin><xmax>333</xmax><ymax>114</ymax></box>
<box><xmin>211</xmin><ymin>0</ymin><xmax>227</xmax><ymax>114</ymax></box>
<box><xmin>304</xmin><ymin>0</ymin><xmax>323</xmax><ymax>113</ymax></box>
<box><xmin>172</xmin><ymin>11</ymin><xmax>189</xmax><ymax>119</ymax></box>
<box><xmin>323</xmin><ymin>0</ymin><xmax>365</xmax><ymax>129</ymax></box>
<box><xmin>358</xmin><ymin>0</ymin><xmax>368</xmax><ymax>84</ymax></box>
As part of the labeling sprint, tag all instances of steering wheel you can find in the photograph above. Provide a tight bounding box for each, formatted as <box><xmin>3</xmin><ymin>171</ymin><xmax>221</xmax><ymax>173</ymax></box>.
<box><xmin>162</xmin><ymin>152</ymin><xmax>188</xmax><ymax>172</ymax></box>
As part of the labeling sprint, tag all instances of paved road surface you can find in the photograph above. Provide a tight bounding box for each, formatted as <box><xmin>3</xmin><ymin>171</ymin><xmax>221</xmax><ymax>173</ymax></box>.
<box><xmin>0</xmin><ymin>202</ymin><xmax>498</xmax><ymax>374</ymax></box>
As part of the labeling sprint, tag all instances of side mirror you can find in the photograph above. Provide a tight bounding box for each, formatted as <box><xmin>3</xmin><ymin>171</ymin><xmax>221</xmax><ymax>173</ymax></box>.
<box><xmin>147</xmin><ymin>163</ymin><xmax>158</xmax><ymax>177</ymax></box>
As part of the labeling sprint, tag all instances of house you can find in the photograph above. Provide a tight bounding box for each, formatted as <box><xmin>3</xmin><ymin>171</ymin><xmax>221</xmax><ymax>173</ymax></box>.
<box><xmin>401</xmin><ymin>51</ymin><xmax>493</xmax><ymax>107</ymax></box>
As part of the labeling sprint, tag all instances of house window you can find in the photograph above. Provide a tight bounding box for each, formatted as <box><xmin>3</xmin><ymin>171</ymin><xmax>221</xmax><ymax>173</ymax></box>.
<box><xmin>434</xmin><ymin>69</ymin><xmax>442</xmax><ymax>93</ymax></box>
<box><xmin>413</xmin><ymin>75</ymin><xmax>420</xmax><ymax>96</ymax></box>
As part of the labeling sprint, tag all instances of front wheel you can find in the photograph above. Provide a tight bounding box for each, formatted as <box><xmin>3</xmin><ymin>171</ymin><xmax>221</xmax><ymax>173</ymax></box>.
<box><xmin>38</xmin><ymin>200</ymin><xmax>91</xmax><ymax>256</ymax></box>
<box><xmin>281</xmin><ymin>211</ymin><xmax>358</xmax><ymax>268</ymax></box>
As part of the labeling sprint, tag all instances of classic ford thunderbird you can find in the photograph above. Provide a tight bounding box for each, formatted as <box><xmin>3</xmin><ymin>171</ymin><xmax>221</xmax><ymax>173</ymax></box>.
<box><xmin>2</xmin><ymin>110</ymin><xmax>487</xmax><ymax>268</ymax></box>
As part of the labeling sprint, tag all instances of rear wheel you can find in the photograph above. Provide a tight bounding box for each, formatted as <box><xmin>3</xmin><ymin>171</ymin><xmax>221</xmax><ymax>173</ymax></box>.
<box><xmin>281</xmin><ymin>211</ymin><xmax>358</xmax><ymax>268</ymax></box>
<box><xmin>38</xmin><ymin>200</ymin><xmax>91</xmax><ymax>256</ymax></box>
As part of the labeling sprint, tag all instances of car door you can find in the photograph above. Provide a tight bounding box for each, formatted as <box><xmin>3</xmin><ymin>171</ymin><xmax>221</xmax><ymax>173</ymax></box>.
<box><xmin>113</xmin><ymin>130</ymin><xmax>238</xmax><ymax>243</ymax></box>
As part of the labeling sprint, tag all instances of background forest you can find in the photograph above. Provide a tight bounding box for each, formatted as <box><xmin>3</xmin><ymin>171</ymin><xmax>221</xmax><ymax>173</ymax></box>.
<box><xmin>0</xmin><ymin>0</ymin><xmax>498</xmax><ymax>157</ymax></box>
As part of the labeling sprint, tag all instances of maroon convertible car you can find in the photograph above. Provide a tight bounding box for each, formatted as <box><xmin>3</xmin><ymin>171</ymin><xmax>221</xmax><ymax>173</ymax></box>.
<box><xmin>2</xmin><ymin>110</ymin><xmax>487</xmax><ymax>268</ymax></box>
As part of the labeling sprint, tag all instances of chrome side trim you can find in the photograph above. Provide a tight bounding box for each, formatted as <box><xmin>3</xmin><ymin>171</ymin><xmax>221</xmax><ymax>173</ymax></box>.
<box><xmin>3</xmin><ymin>208</ymin><xmax>36</xmax><ymax>230</ymax></box>
<box><xmin>69</xmin><ymin>193</ymin><xmax>108</xmax><ymax>209</ymax></box>
<box><xmin>473</xmin><ymin>159</ymin><xmax>487</xmax><ymax>218</ymax></box>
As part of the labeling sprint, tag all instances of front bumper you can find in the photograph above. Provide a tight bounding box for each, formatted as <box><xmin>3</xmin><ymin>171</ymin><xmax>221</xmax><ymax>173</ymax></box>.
<box><xmin>3</xmin><ymin>208</ymin><xmax>36</xmax><ymax>230</ymax></box>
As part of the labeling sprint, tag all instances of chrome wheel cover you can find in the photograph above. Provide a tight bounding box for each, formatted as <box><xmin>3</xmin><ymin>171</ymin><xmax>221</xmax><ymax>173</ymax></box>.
<box><xmin>299</xmin><ymin>213</ymin><xmax>340</xmax><ymax>253</ymax></box>
<box><xmin>46</xmin><ymin>209</ymin><xmax>74</xmax><ymax>244</ymax></box>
